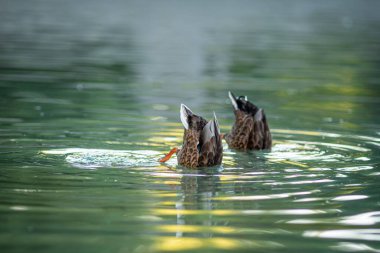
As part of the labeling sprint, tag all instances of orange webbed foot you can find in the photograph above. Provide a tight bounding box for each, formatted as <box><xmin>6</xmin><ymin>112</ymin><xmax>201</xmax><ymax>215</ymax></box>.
<box><xmin>159</xmin><ymin>147</ymin><xmax>178</xmax><ymax>163</ymax></box>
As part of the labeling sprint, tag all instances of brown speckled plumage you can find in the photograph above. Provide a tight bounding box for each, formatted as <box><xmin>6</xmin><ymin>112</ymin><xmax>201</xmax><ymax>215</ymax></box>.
<box><xmin>177</xmin><ymin>104</ymin><xmax>223</xmax><ymax>168</ymax></box>
<box><xmin>224</xmin><ymin>92</ymin><xmax>272</xmax><ymax>150</ymax></box>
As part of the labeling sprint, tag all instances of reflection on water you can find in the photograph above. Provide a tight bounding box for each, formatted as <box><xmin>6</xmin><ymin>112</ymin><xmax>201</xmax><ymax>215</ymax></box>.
<box><xmin>304</xmin><ymin>229</ymin><xmax>380</xmax><ymax>241</ymax></box>
<box><xmin>1</xmin><ymin>0</ymin><xmax>380</xmax><ymax>253</ymax></box>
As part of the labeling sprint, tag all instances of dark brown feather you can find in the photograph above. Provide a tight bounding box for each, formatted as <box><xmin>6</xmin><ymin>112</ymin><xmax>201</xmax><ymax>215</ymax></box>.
<box><xmin>198</xmin><ymin>119</ymin><xmax>223</xmax><ymax>166</ymax></box>
<box><xmin>225</xmin><ymin>93</ymin><xmax>272</xmax><ymax>150</ymax></box>
<box><xmin>177</xmin><ymin>129</ymin><xmax>200</xmax><ymax>167</ymax></box>
<box><xmin>177</xmin><ymin>105</ymin><xmax>223</xmax><ymax>168</ymax></box>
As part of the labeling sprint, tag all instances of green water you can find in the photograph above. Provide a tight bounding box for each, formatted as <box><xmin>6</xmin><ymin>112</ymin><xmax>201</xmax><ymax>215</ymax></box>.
<box><xmin>1</xmin><ymin>0</ymin><xmax>380</xmax><ymax>252</ymax></box>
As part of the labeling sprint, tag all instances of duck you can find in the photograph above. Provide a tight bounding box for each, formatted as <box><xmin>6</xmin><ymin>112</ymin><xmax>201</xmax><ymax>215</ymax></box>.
<box><xmin>224</xmin><ymin>91</ymin><xmax>272</xmax><ymax>150</ymax></box>
<box><xmin>159</xmin><ymin>104</ymin><xmax>223</xmax><ymax>168</ymax></box>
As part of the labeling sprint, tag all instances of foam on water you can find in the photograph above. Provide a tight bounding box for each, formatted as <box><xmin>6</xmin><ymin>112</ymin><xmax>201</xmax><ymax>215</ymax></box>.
<box><xmin>41</xmin><ymin>148</ymin><xmax>164</xmax><ymax>169</ymax></box>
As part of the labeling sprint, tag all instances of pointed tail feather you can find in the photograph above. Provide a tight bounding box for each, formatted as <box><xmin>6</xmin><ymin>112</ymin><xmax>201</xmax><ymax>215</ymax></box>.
<box><xmin>180</xmin><ymin>104</ymin><xmax>193</xmax><ymax>130</ymax></box>
<box><xmin>228</xmin><ymin>91</ymin><xmax>238</xmax><ymax>110</ymax></box>
<box><xmin>201</xmin><ymin>119</ymin><xmax>215</xmax><ymax>143</ymax></box>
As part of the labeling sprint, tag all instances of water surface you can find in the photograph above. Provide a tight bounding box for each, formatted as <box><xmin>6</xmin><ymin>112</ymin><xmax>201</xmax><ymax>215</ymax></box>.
<box><xmin>1</xmin><ymin>1</ymin><xmax>380</xmax><ymax>252</ymax></box>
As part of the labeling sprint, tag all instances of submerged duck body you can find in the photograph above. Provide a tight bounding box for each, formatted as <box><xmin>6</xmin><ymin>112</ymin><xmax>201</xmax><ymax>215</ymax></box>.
<box><xmin>178</xmin><ymin>104</ymin><xmax>223</xmax><ymax>167</ymax></box>
<box><xmin>224</xmin><ymin>91</ymin><xmax>272</xmax><ymax>150</ymax></box>
<box><xmin>159</xmin><ymin>104</ymin><xmax>223</xmax><ymax>168</ymax></box>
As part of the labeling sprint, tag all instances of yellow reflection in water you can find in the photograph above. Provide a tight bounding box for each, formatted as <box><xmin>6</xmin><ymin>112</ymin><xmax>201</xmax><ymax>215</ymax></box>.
<box><xmin>155</xmin><ymin>224</ymin><xmax>293</xmax><ymax>236</ymax></box>
<box><xmin>154</xmin><ymin>180</ymin><xmax>181</xmax><ymax>186</ymax></box>
<box><xmin>221</xmin><ymin>154</ymin><xmax>237</xmax><ymax>166</ymax></box>
<box><xmin>155</xmin><ymin>237</ymin><xmax>203</xmax><ymax>251</ymax></box>
<box><xmin>279</xmin><ymin>160</ymin><xmax>309</xmax><ymax>168</ymax></box>
<box><xmin>154</xmin><ymin>236</ymin><xmax>283</xmax><ymax>251</ymax></box>
<box><xmin>158</xmin><ymin>201</ymin><xmax>177</xmax><ymax>206</ymax></box>
<box><xmin>219</xmin><ymin>174</ymin><xmax>243</xmax><ymax>181</ymax></box>
<box><xmin>152</xmin><ymin>128</ymin><xmax>183</xmax><ymax>137</ymax></box>
<box><xmin>157</xmin><ymin>225</ymin><xmax>235</xmax><ymax>234</ymax></box>
<box><xmin>271</xmin><ymin>129</ymin><xmax>341</xmax><ymax>137</ymax></box>
<box><xmin>149</xmin><ymin>127</ymin><xmax>183</xmax><ymax>147</ymax></box>
<box><xmin>157</xmin><ymin>122</ymin><xmax>183</xmax><ymax>127</ymax></box>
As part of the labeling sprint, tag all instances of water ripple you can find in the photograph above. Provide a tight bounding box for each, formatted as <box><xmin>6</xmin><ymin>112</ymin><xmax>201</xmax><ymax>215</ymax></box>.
<box><xmin>330</xmin><ymin>242</ymin><xmax>380</xmax><ymax>253</ymax></box>
<box><xmin>41</xmin><ymin>148</ymin><xmax>162</xmax><ymax>168</ymax></box>
<box><xmin>304</xmin><ymin>229</ymin><xmax>380</xmax><ymax>241</ymax></box>
<box><xmin>214</xmin><ymin>190</ymin><xmax>319</xmax><ymax>201</ymax></box>
<box><xmin>153</xmin><ymin>208</ymin><xmax>340</xmax><ymax>216</ymax></box>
